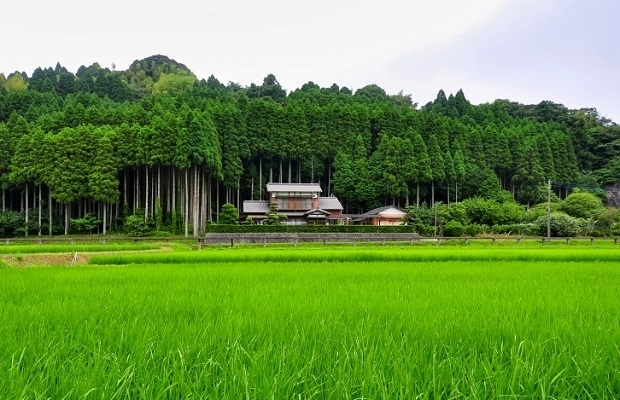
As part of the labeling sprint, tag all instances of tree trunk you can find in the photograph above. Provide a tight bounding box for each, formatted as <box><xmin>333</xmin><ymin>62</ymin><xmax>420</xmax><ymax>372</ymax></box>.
<box><xmin>135</xmin><ymin>168</ymin><xmax>139</xmax><ymax>213</ymax></box>
<box><xmin>103</xmin><ymin>202</ymin><xmax>107</xmax><ymax>235</ymax></box>
<box><xmin>216</xmin><ymin>179</ymin><xmax>220</xmax><ymax>224</ymax></box>
<box><xmin>64</xmin><ymin>203</ymin><xmax>69</xmax><ymax>235</ymax></box>
<box><xmin>157</xmin><ymin>165</ymin><xmax>161</xmax><ymax>221</ymax></box>
<box><xmin>123</xmin><ymin>170</ymin><xmax>127</xmax><ymax>207</ymax></box>
<box><xmin>259</xmin><ymin>156</ymin><xmax>263</xmax><ymax>198</ymax></box>
<box><xmin>184</xmin><ymin>168</ymin><xmax>189</xmax><ymax>238</ymax></box>
<box><xmin>25</xmin><ymin>184</ymin><xmax>29</xmax><ymax>237</ymax></box>
<box><xmin>455</xmin><ymin>182</ymin><xmax>459</xmax><ymax>203</ymax></box>
<box><xmin>416</xmin><ymin>183</ymin><xmax>420</xmax><ymax>208</ymax></box>
<box><xmin>288</xmin><ymin>159</ymin><xmax>292</xmax><ymax>183</ymax></box>
<box><xmin>202</xmin><ymin>169</ymin><xmax>208</xmax><ymax>232</ymax></box>
<box><xmin>48</xmin><ymin>188</ymin><xmax>52</xmax><ymax>236</ymax></box>
<box><xmin>431</xmin><ymin>180</ymin><xmax>435</xmax><ymax>207</ymax></box>
<box><xmin>38</xmin><ymin>185</ymin><xmax>42</xmax><ymax>236</ymax></box>
<box><xmin>172</xmin><ymin>167</ymin><xmax>177</xmax><ymax>231</ymax></box>
<box><xmin>167</xmin><ymin>167</ymin><xmax>172</xmax><ymax>217</ymax></box>
<box><xmin>193</xmin><ymin>165</ymin><xmax>199</xmax><ymax>237</ymax></box>
<box><xmin>145</xmin><ymin>166</ymin><xmax>149</xmax><ymax>223</ymax></box>
<box><xmin>2</xmin><ymin>188</ymin><xmax>5</xmax><ymax>212</ymax></box>
<box><xmin>447</xmin><ymin>181</ymin><xmax>450</xmax><ymax>205</ymax></box>
<box><xmin>327</xmin><ymin>161</ymin><xmax>332</xmax><ymax>196</ymax></box>
<box><xmin>279</xmin><ymin>159</ymin><xmax>283</xmax><ymax>183</ymax></box>
<box><xmin>208</xmin><ymin>175</ymin><xmax>212</xmax><ymax>222</ymax></box>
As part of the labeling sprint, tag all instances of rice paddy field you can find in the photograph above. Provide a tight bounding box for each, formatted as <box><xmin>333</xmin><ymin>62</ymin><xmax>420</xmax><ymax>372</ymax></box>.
<box><xmin>1</xmin><ymin>241</ymin><xmax>619</xmax><ymax>399</ymax></box>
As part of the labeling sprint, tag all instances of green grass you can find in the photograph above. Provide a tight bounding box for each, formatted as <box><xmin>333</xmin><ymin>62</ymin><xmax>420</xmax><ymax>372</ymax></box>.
<box><xmin>0</xmin><ymin>243</ymin><xmax>163</xmax><ymax>254</ymax></box>
<box><xmin>89</xmin><ymin>245</ymin><xmax>620</xmax><ymax>265</ymax></box>
<box><xmin>1</xmin><ymin>249</ymin><xmax>620</xmax><ymax>398</ymax></box>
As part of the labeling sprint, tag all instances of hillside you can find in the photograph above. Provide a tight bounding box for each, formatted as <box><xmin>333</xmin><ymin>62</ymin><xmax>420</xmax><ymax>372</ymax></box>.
<box><xmin>0</xmin><ymin>54</ymin><xmax>619</xmax><ymax>236</ymax></box>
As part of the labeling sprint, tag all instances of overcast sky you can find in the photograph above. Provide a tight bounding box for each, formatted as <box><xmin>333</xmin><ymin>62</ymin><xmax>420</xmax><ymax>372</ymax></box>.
<box><xmin>2</xmin><ymin>0</ymin><xmax>618</xmax><ymax>122</ymax></box>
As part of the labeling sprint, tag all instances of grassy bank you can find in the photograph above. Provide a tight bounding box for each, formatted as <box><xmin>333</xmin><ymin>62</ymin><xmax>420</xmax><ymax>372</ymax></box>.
<box><xmin>0</xmin><ymin>243</ymin><xmax>162</xmax><ymax>255</ymax></box>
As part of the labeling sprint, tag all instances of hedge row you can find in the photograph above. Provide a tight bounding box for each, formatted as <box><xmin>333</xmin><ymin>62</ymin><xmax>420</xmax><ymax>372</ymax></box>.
<box><xmin>204</xmin><ymin>225</ymin><xmax>420</xmax><ymax>234</ymax></box>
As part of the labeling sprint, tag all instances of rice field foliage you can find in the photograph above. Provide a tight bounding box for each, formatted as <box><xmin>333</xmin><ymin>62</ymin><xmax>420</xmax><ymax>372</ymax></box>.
<box><xmin>0</xmin><ymin>243</ymin><xmax>161</xmax><ymax>254</ymax></box>
<box><xmin>89</xmin><ymin>245</ymin><xmax>620</xmax><ymax>265</ymax></box>
<box><xmin>1</xmin><ymin>258</ymin><xmax>620</xmax><ymax>398</ymax></box>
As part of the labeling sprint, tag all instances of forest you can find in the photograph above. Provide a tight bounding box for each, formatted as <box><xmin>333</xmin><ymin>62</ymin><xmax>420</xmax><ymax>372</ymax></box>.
<box><xmin>1</xmin><ymin>54</ymin><xmax>619</xmax><ymax>237</ymax></box>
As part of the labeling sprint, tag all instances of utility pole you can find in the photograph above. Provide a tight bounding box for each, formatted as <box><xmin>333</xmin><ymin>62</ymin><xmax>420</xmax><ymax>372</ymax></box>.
<box><xmin>547</xmin><ymin>179</ymin><xmax>551</xmax><ymax>241</ymax></box>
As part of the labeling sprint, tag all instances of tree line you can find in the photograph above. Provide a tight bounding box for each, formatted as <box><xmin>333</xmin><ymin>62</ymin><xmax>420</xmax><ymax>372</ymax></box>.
<box><xmin>0</xmin><ymin>54</ymin><xmax>619</xmax><ymax>236</ymax></box>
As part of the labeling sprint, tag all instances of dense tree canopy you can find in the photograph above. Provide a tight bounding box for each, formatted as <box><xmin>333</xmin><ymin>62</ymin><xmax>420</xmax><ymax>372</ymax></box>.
<box><xmin>0</xmin><ymin>54</ymin><xmax>617</xmax><ymax>236</ymax></box>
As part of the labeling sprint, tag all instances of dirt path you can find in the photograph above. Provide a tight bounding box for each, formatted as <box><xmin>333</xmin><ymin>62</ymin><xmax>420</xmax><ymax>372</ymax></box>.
<box><xmin>1</xmin><ymin>247</ymin><xmax>172</xmax><ymax>267</ymax></box>
<box><xmin>1</xmin><ymin>253</ymin><xmax>88</xmax><ymax>267</ymax></box>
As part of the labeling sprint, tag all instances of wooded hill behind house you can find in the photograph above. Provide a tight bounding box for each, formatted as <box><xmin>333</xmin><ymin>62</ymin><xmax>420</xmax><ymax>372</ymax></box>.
<box><xmin>1</xmin><ymin>54</ymin><xmax>619</xmax><ymax>236</ymax></box>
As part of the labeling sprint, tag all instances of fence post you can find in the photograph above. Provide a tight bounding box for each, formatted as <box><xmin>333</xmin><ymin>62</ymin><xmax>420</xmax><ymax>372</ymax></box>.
<box><xmin>492</xmin><ymin>238</ymin><xmax>495</xmax><ymax>245</ymax></box>
<box><xmin>263</xmin><ymin>237</ymin><xmax>267</xmax><ymax>248</ymax></box>
<box><xmin>590</xmin><ymin>238</ymin><xmax>594</xmax><ymax>245</ymax></box>
<box><xmin>230</xmin><ymin>238</ymin><xmax>234</xmax><ymax>248</ymax></box>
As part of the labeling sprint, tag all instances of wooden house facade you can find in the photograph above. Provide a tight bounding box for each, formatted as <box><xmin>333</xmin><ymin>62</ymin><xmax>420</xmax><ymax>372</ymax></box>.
<box><xmin>243</xmin><ymin>183</ymin><xmax>343</xmax><ymax>225</ymax></box>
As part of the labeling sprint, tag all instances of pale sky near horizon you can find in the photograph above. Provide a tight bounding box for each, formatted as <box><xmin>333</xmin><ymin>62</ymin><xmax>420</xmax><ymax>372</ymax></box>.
<box><xmin>2</xmin><ymin>0</ymin><xmax>619</xmax><ymax>122</ymax></box>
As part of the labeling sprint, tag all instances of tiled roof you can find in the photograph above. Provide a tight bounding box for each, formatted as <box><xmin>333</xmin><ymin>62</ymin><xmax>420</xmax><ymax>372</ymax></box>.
<box><xmin>266</xmin><ymin>183</ymin><xmax>322</xmax><ymax>193</ymax></box>
<box><xmin>353</xmin><ymin>206</ymin><xmax>405</xmax><ymax>222</ymax></box>
<box><xmin>243</xmin><ymin>200</ymin><xmax>269</xmax><ymax>214</ymax></box>
<box><xmin>318</xmin><ymin>197</ymin><xmax>343</xmax><ymax>210</ymax></box>
<box><xmin>304</xmin><ymin>208</ymin><xmax>330</xmax><ymax>216</ymax></box>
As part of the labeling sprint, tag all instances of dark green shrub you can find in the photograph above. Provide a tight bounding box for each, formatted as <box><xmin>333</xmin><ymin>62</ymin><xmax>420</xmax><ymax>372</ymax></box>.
<box><xmin>0</xmin><ymin>211</ymin><xmax>25</xmax><ymax>237</ymax></box>
<box><xmin>71</xmin><ymin>214</ymin><xmax>102</xmax><ymax>234</ymax></box>
<box><xmin>125</xmin><ymin>214</ymin><xmax>152</xmax><ymax>237</ymax></box>
<box><xmin>464</xmin><ymin>224</ymin><xmax>482</xmax><ymax>236</ymax></box>
<box><xmin>219</xmin><ymin>203</ymin><xmax>239</xmax><ymax>225</ymax></box>
<box><xmin>443</xmin><ymin>221</ymin><xmax>465</xmax><ymax>237</ymax></box>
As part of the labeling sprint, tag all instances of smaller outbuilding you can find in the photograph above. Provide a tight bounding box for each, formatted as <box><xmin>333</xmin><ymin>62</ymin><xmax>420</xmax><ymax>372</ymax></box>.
<box><xmin>352</xmin><ymin>206</ymin><xmax>406</xmax><ymax>226</ymax></box>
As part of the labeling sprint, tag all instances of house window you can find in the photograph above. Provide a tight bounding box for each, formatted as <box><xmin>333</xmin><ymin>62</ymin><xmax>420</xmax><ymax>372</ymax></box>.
<box><xmin>277</xmin><ymin>198</ymin><xmax>312</xmax><ymax>210</ymax></box>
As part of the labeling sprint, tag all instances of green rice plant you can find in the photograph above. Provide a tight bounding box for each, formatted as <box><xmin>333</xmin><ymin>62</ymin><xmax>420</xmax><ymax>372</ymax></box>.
<box><xmin>89</xmin><ymin>246</ymin><xmax>620</xmax><ymax>265</ymax></box>
<box><xmin>0</xmin><ymin>260</ymin><xmax>619</xmax><ymax>398</ymax></box>
<box><xmin>0</xmin><ymin>243</ymin><xmax>161</xmax><ymax>254</ymax></box>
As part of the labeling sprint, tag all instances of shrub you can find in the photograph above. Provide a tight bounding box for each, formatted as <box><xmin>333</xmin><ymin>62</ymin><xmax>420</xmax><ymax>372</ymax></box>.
<box><xmin>525</xmin><ymin>202</ymin><xmax>561</xmax><ymax>222</ymax></box>
<box><xmin>534</xmin><ymin>212</ymin><xmax>582</xmax><ymax>237</ymax></box>
<box><xmin>70</xmin><ymin>214</ymin><xmax>102</xmax><ymax>234</ymax></box>
<box><xmin>219</xmin><ymin>203</ymin><xmax>239</xmax><ymax>225</ymax></box>
<box><xmin>125</xmin><ymin>214</ymin><xmax>152</xmax><ymax>237</ymax></box>
<box><xmin>464</xmin><ymin>224</ymin><xmax>482</xmax><ymax>236</ymax></box>
<box><xmin>461</xmin><ymin>197</ymin><xmax>525</xmax><ymax>227</ymax></box>
<box><xmin>443</xmin><ymin>221</ymin><xmax>465</xmax><ymax>237</ymax></box>
<box><xmin>0</xmin><ymin>211</ymin><xmax>25</xmax><ymax>237</ymax></box>
<box><xmin>559</xmin><ymin>190</ymin><xmax>603</xmax><ymax>219</ymax></box>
